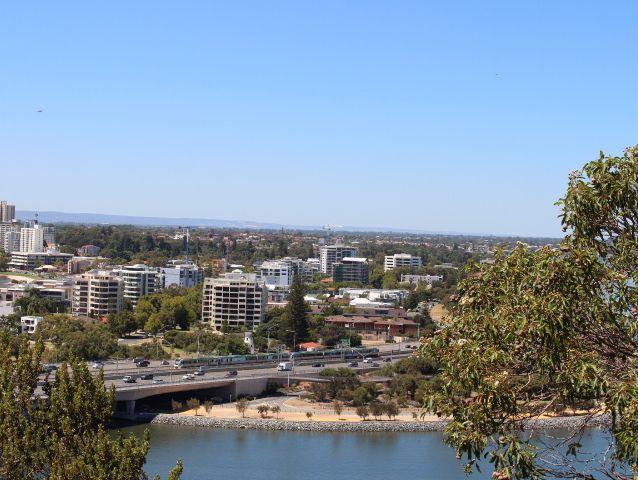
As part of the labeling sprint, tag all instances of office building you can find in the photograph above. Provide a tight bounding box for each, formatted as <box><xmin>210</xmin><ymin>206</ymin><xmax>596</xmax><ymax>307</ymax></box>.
<box><xmin>72</xmin><ymin>270</ymin><xmax>123</xmax><ymax>317</ymax></box>
<box><xmin>384</xmin><ymin>253</ymin><xmax>423</xmax><ymax>271</ymax></box>
<box><xmin>333</xmin><ymin>257</ymin><xmax>369</xmax><ymax>283</ymax></box>
<box><xmin>42</xmin><ymin>226</ymin><xmax>55</xmax><ymax>246</ymax></box>
<box><xmin>202</xmin><ymin>273</ymin><xmax>267</xmax><ymax>331</ymax></box>
<box><xmin>319</xmin><ymin>244</ymin><xmax>359</xmax><ymax>275</ymax></box>
<box><xmin>113</xmin><ymin>264</ymin><xmax>159</xmax><ymax>306</ymax></box>
<box><xmin>9</xmin><ymin>251</ymin><xmax>73</xmax><ymax>270</ymax></box>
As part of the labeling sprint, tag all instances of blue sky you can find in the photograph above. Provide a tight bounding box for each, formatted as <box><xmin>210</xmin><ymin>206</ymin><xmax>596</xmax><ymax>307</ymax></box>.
<box><xmin>1</xmin><ymin>1</ymin><xmax>636</xmax><ymax>237</ymax></box>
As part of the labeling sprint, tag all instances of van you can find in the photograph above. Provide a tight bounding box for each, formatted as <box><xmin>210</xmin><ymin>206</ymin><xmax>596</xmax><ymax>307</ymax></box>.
<box><xmin>277</xmin><ymin>362</ymin><xmax>292</xmax><ymax>371</ymax></box>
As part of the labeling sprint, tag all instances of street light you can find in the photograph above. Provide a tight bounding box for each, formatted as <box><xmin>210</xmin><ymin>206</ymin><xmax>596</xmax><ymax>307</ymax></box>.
<box><xmin>286</xmin><ymin>330</ymin><xmax>297</xmax><ymax>373</ymax></box>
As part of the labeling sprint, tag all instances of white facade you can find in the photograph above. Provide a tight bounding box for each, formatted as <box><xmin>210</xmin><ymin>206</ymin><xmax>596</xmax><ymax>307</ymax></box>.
<box><xmin>3</xmin><ymin>230</ymin><xmax>20</xmax><ymax>253</ymax></box>
<box><xmin>158</xmin><ymin>261</ymin><xmax>204</xmax><ymax>289</ymax></box>
<box><xmin>113</xmin><ymin>264</ymin><xmax>159</xmax><ymax>306</ymax></box>
<box><xmin>400</xmin><ymin>274</ymin><xmax>443</xmax><ymax>286</ymax></box>
<box><xmin>21</xmin><ymin>315</ymin><xmax>43</xmax><ymax>334</ymax></box>
<box><xmin>338</xmin><ymin>288</ymin><xmax>410</xmax><ymax>303</ymax></box>
<box><xmin>202</xmin><ymin>273</ymin><xmax>267</xmax><ymax>331</ymax></box>
<box><xmin>384</xmin><ymin>253</ymin><xmax>423</xmax><ymax>271</ymax></box>
<box><xmin>255</xmin><ymin>260</ymin><xmax>294</xmax><ymax>288</ymax></box>
<box><xmin>319</xmin><ymin>245</ymin><xmax>359</xmax><ymax>275</ymax></box>
<box><xmin>19</xmin><ymin>224</ymin><xmax>44</xmax><ymax>253</ymax></box>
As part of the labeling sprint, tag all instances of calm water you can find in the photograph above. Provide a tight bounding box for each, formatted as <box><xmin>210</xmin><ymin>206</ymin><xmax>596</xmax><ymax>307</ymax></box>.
<box><xmin>120</xmin><ymin>424</ymin><xmax>616</xmax><ymax>480</ymax></box>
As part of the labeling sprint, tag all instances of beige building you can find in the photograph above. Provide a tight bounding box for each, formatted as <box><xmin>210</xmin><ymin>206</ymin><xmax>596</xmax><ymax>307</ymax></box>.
<box><xmin>202</xmin><ymin>273</ymin><xmax>267</xmax><ymax>331</ymax></box>
<box><xmin>72</xmin><ymin>270</ymin><xmax>123</xmax><ymax>317</ymax></box>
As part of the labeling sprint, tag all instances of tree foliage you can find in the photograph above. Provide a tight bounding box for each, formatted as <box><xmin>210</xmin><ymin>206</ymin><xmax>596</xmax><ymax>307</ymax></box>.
<box><xmin>423</xmin><ymin>146</ymin><xmax>638</xmax><ymax>479</ymax></box>
<box><xmin>0</xmin><ymin>333</ymin><xmax>182</xmax><ymax>479</ymax></box>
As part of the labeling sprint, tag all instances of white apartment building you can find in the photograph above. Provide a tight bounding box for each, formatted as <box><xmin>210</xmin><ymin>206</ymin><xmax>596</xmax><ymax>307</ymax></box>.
<box><xmin>384</xmin><ymin>253</ymin><xmax>423</xmax><ymax>271</ymax></box>
<box><xmin>20</xmin><ymin>315</ymin><xmax>42</xmax><ymax>334</ymax></box>
<box><xmin>72</xmin><ymin>271</ymin><xmax>123</xmax><ymax>317</ymax></box>
<box><xmin>3</xmin><ymin>230</ymin><xmax>20</xmax><ymax>253</ymax></box>
<box><xmin>19</xmin><ymin>224</ymin><xmax>44</xmax><ymax>253</ymax></box>
<box><xmin>320</xmin><ymin>244</ymin><xmax>359</xmax><ymax>275</ymax></box>
<box><xmin>400</xmin><ymin>274</ymin><xmax>443</xmax><ymax>286</ymax></box>
<box><xmin>113</xmin><ymin>264</ymin><xmax>159</xmax><ymax>306</ymax></box>
<box><xmin>0</xmin><ymin>222</ymin><xmax>21</xmax><ymax>252</ymax></box>
<box><xmin>0</xmin><ymin>201</ymin><xmax>15</xmax><ymax>222</ymax></box>
<box><xmin>158</xmin><ymin>260</ymin><xmax>204</xmax><ymax>289</ymax></box>
<box><xmin>255</xmin><ymin>260</ymin><xmax>294</xmax><ymax>288</ymax></box>
<box><xmin>202</xmin><ymin>273</ymin><xmax>267</xmax><ymax>331</ymax></box>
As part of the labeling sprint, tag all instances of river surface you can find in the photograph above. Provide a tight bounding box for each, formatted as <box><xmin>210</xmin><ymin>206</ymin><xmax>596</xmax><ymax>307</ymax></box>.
<box><xmin>120</xmin><ymin>424</ymin><xmax>614</xmax><ymax>479</ymax></box>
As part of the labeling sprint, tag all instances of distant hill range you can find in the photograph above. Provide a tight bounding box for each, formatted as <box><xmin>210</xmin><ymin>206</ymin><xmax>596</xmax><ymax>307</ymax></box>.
<box><xmin>16</xmin><ymin>210</ymin><xmax>558</xmax><ymax>239</ymax></box>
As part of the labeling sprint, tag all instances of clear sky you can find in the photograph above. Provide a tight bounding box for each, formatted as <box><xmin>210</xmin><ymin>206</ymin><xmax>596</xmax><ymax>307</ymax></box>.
<box><xmin>1</xmin><ymin>1</ymin><xmax>636</xmax><ymax>237</ymax></box>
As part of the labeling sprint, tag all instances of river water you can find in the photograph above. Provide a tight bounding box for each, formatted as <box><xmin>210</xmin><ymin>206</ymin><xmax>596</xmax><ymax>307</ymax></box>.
<box><xmin>120</xmin><ymin>424</ymin><xmax>615</xmax><ymax>480</ymax></box>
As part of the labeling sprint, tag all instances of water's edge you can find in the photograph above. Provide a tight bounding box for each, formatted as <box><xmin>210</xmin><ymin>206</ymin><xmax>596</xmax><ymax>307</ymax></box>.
<box><xmin>149</xmin><ymin>413</ymin><xmax>611</xmax><ymax>433</ymax></box>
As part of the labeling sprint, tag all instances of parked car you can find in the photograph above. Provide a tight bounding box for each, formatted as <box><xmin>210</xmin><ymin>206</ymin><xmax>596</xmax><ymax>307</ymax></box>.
<box><xmin>224</xmin><ymin>370</ymin><xmax>238</xmax><ymax>378</ymax></box>
<box><xmin>140</xmin><ymin>373</ymin><xmax>154</xmax><ymax>380</ymax></box>
<box><xmin>122</xmin><ymin>375</ymin><xmax>136</xmax><ymax>383</ymax></box>
<box><xmin>182</xmin><ymin>373</ymin><xmax>195</xmax><ymax>380</ymax></box>
<box><xmin>348</xmin><ymin>361</ymin><xmax>359</xmax><ymax>367</ymax></box>
<box><xmin>136</xmin><ymin>360</ymin><xmax>150</xmax><ymax>367</ymax></box>
<box><xmin>152</xmin><ymin>378</ymin><xmax>164</xmax><ymax>384</ymax></box>
<box><xmin>92</xmin><ymin>362</ymin><xmax>104</xmax><ymax>369</ymax></box>
<box><xmin>160</xmin><ymin>360</ymin><xmax>170</xmax><ymax>366</ymax></box>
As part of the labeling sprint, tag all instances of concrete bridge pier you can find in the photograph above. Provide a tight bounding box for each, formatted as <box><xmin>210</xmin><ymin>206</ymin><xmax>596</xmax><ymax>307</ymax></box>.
<box><xmin>125</xmin><ymin>400</ymin><xmax>136</xmax><ymax>416</ymax></box>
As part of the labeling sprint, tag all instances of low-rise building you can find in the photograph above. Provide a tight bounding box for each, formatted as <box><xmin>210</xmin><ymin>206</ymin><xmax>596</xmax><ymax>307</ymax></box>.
<box><xmin>78</xmin><ymin>244</ymin><xmax>101</xmax><ymax>256</ymax></box>
<box><xmin>384</xmin><ymin>253</ymin><xmax>422</xmax><ymax>271</ymax></box>
<box><xmin>400</xmin><ymin>274</ymin><xmax>443</xmax><ymax>286</ymax></box>
<box><xmin>21</xmin><ymin>315</ymin><xmax>43</xmax><ymax>334</ymax></box>
<box><xmin>332</xmin><ymin>257</ymin><xmax>369</xmax><ymax>283</ymax></box>
<box><xmin>325</xmin><ymin>314</ymin><xmax>419</xmax><ymax>340</ymax></box>
<box><xmin>9</xmin><ymin>251</ymin><xmax>73</xmax><ymax>270</ymax></box>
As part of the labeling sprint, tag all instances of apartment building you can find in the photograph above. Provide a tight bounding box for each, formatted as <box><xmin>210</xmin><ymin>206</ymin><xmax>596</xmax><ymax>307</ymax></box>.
<box><xmin>319</xmin><ymin>244</ymin><xmax>359</xmax><ymax>275</ymax></box>
<box><xmin>255</xmin><ymin>260</ymin><xmax>294</xmax><ymax>288</ymax></box>
<box><xmin>158</xmin><ymin>260</ymin><xmax>204</xmax><ymax>289</ymax></box>
<box><xmin>42</xmin><ymin>226</ymin><xmax>55</xmax><ymax>246</ymax></box>
<box><xmin>384</xmin><ymin>253</ymin><xmax>423</xmax><ymax>271</ymax></box>
<box><xmin>333</xmin><ymin>257</ymin><xmax>369</xmax><ymax>283</ymax></box>
<box><xmin>20</xmin><ymin>224</ymin><xmax>44</xmax><ymax>253</ymax></box>
<box><xmin>20</xmin><ymin>315</ymin><xmax>42</xmax><ymax>334</ymax></box>
<box><xmin>400</xmin><ymin>274</ymin><xmax>443</xmax><ymax>286</ymax></box>
<box><xmin>112</xmin><ymin>264</ymin><xmax>158</xmax><ymax>306</ymax></box>
<box><xmin>202</xmin><ymin>273</ymin><xmax>267</xmax><ymax>331</ymax></box>
<box><xmin>0</xmin><ymin>222</ymin><xmax>21</xmax><ymax>252</ymax></box>
<box><xmin>72</xmin><ymin>271</ymin><xmax>123</xmax><ymax>317</ymax></box>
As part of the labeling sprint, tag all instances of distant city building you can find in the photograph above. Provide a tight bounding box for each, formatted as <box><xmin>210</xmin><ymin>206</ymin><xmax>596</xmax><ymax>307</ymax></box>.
<box><xmin>158</xmin><ymin>260</ymin><xmax>204</xmax><ymax>289</ymax></box>
<box><xmin>42</xmin><ymin>226</ymin><xmax>55</xmax><ymax>246</ymax></box>
<box><xmin>19</xmin><ymin>224</ymin><xmax>44</xmax><ymax>253</ymax></box>
<box><xmin>3</xmin><ymin>230</ymin><xmax>20</xmax><ymax>254</ymax></box>
<box><xmin>333</xmin><ymin>257</ymin><xmax>369</xmax><ymax>283</ymax></box>
<box><xmin>20</xmin><ymin>315</ymin><xmax>42</xmax><ymax>334</ymax></box>
<box><xmin>9</xmin><ymin>251</ymin><xmax>73</xmax><ymax>270</ymax></box>
<box><xmin>384</xmin><ymin>253</ymin><xmax>422</xmax><ymax>272</ymax></box>
<box><xmin>72</xmin><ymin>270</ymin><xmax>123</xmax><ymax>317</ymax></box>
<box><xmin>400</xmin><ymin>274</ymin><xmax>443</xmax><ymax>286</ymax></box>
<box><xmin>78</xmin><ymin>244</ymin><xmax>101</xmax><ymax>256</ymax></box>
<box><xmin>113</xmin><ymin>264</ymin><xmax>159</xmax><ymax>306</ymax></box>
<box><xmin>67</xmin><ymin>257</ymin><xmax>94</xmax><ymax>274</ymax></box>
<box><xmin>255</xmin><ymin>260</ymin><xmax>294</xmax><ymax>288</ymax></box>
<box><xmin>320</xmin><ymin>244</ymin><xmax>359</xmax><ymax>275</ymax></box>
<box><xmin>281</xmin><ymin>257</ymin><xmax>320</xmax><ymax>283</ymax></box>
<box><xmin>0</xmin><ymin>201</ymin><xmax>16</xmax><ymax>222</ymax></box>
<box><xmin>202</xmin><ymin>273</ymin><xmax>267</xmax><ymax>331</ymax></box>
<box><xmin>210</xmin><ymin>259</ymin><xmax>227</xmax><ymax>276</ymax></box>
<box><xmin>338</xmin><ymin>288</ymin><xmax>410</xmax><ymax>303</ymax></box>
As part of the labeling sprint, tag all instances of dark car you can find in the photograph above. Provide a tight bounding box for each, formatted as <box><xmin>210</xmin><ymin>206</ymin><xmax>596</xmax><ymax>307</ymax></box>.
<box><xmin>136</xmin><ymin>360</ymin><xmax>150</xmax><ymax>367</ymax></box>
<box><xmin>41</xmin><ymin>364</ymin><xmax>58</xmax><ymax>373</ymax></box>
<box><xmin>140</xmin><ymin>373</ymin><xmax>154</xmax><ymax>380</ymax></box>
<box><xmin>348</xmin><ymin>361</ymin><xmax>359</xmax><ymax>367</ymax></box>
<box><xmin>312</xmin><ymin>363</ymin><xmax>324</xmax><ymax>368</ymax></box>
<box><xmin>383</xmin><ymin>358</ymin><xmax>392</xmax><ymax>363</ymax></box>
<box><xmin>224</xmin><ymin>370</ymin><xmax>238</xmax><ymax>378</ymax></box>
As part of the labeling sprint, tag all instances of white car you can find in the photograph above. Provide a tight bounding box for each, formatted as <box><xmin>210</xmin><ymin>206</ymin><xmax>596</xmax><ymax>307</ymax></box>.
<box><xmin>182</xmin><ymin>373</ymin><xmax>195</xmax><ymax>380</ymax></box>
<box><xmin>92</xmin><ymin>362</ymin><xmax>104</xmax><ymax>369</ymax></box>
<box><xmin>363</xmin><ymin>358</ymin><xmax>373</xmax><ymax>364</ymax></box>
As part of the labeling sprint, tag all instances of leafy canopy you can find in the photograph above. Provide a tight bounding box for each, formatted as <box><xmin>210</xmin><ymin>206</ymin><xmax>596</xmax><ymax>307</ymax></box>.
<box><xmin>423</xmin><ymin>146</ymin><xmax>638</xmax><ymax>479</ymax></box>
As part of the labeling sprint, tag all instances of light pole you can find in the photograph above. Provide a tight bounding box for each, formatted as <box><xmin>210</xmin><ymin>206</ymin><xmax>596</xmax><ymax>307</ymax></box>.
<box><xmin>286</xmin><ymin>330</ymin><xmax>297</xmax><ymax>373</ymax></box>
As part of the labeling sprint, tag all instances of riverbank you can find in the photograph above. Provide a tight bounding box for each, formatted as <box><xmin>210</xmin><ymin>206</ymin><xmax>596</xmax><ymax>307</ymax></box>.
<box><xmin>150</xmin><ymin>412</ymin><xmax>611</xmax><ymax>433</ymax></box>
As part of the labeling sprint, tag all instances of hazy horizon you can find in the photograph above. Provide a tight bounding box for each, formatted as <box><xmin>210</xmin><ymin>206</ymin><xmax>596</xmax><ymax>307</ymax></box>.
<box><xmin>2</xmin><ymin>2</ymin><xmax>636</xmax><ymax>237</ymax></box>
